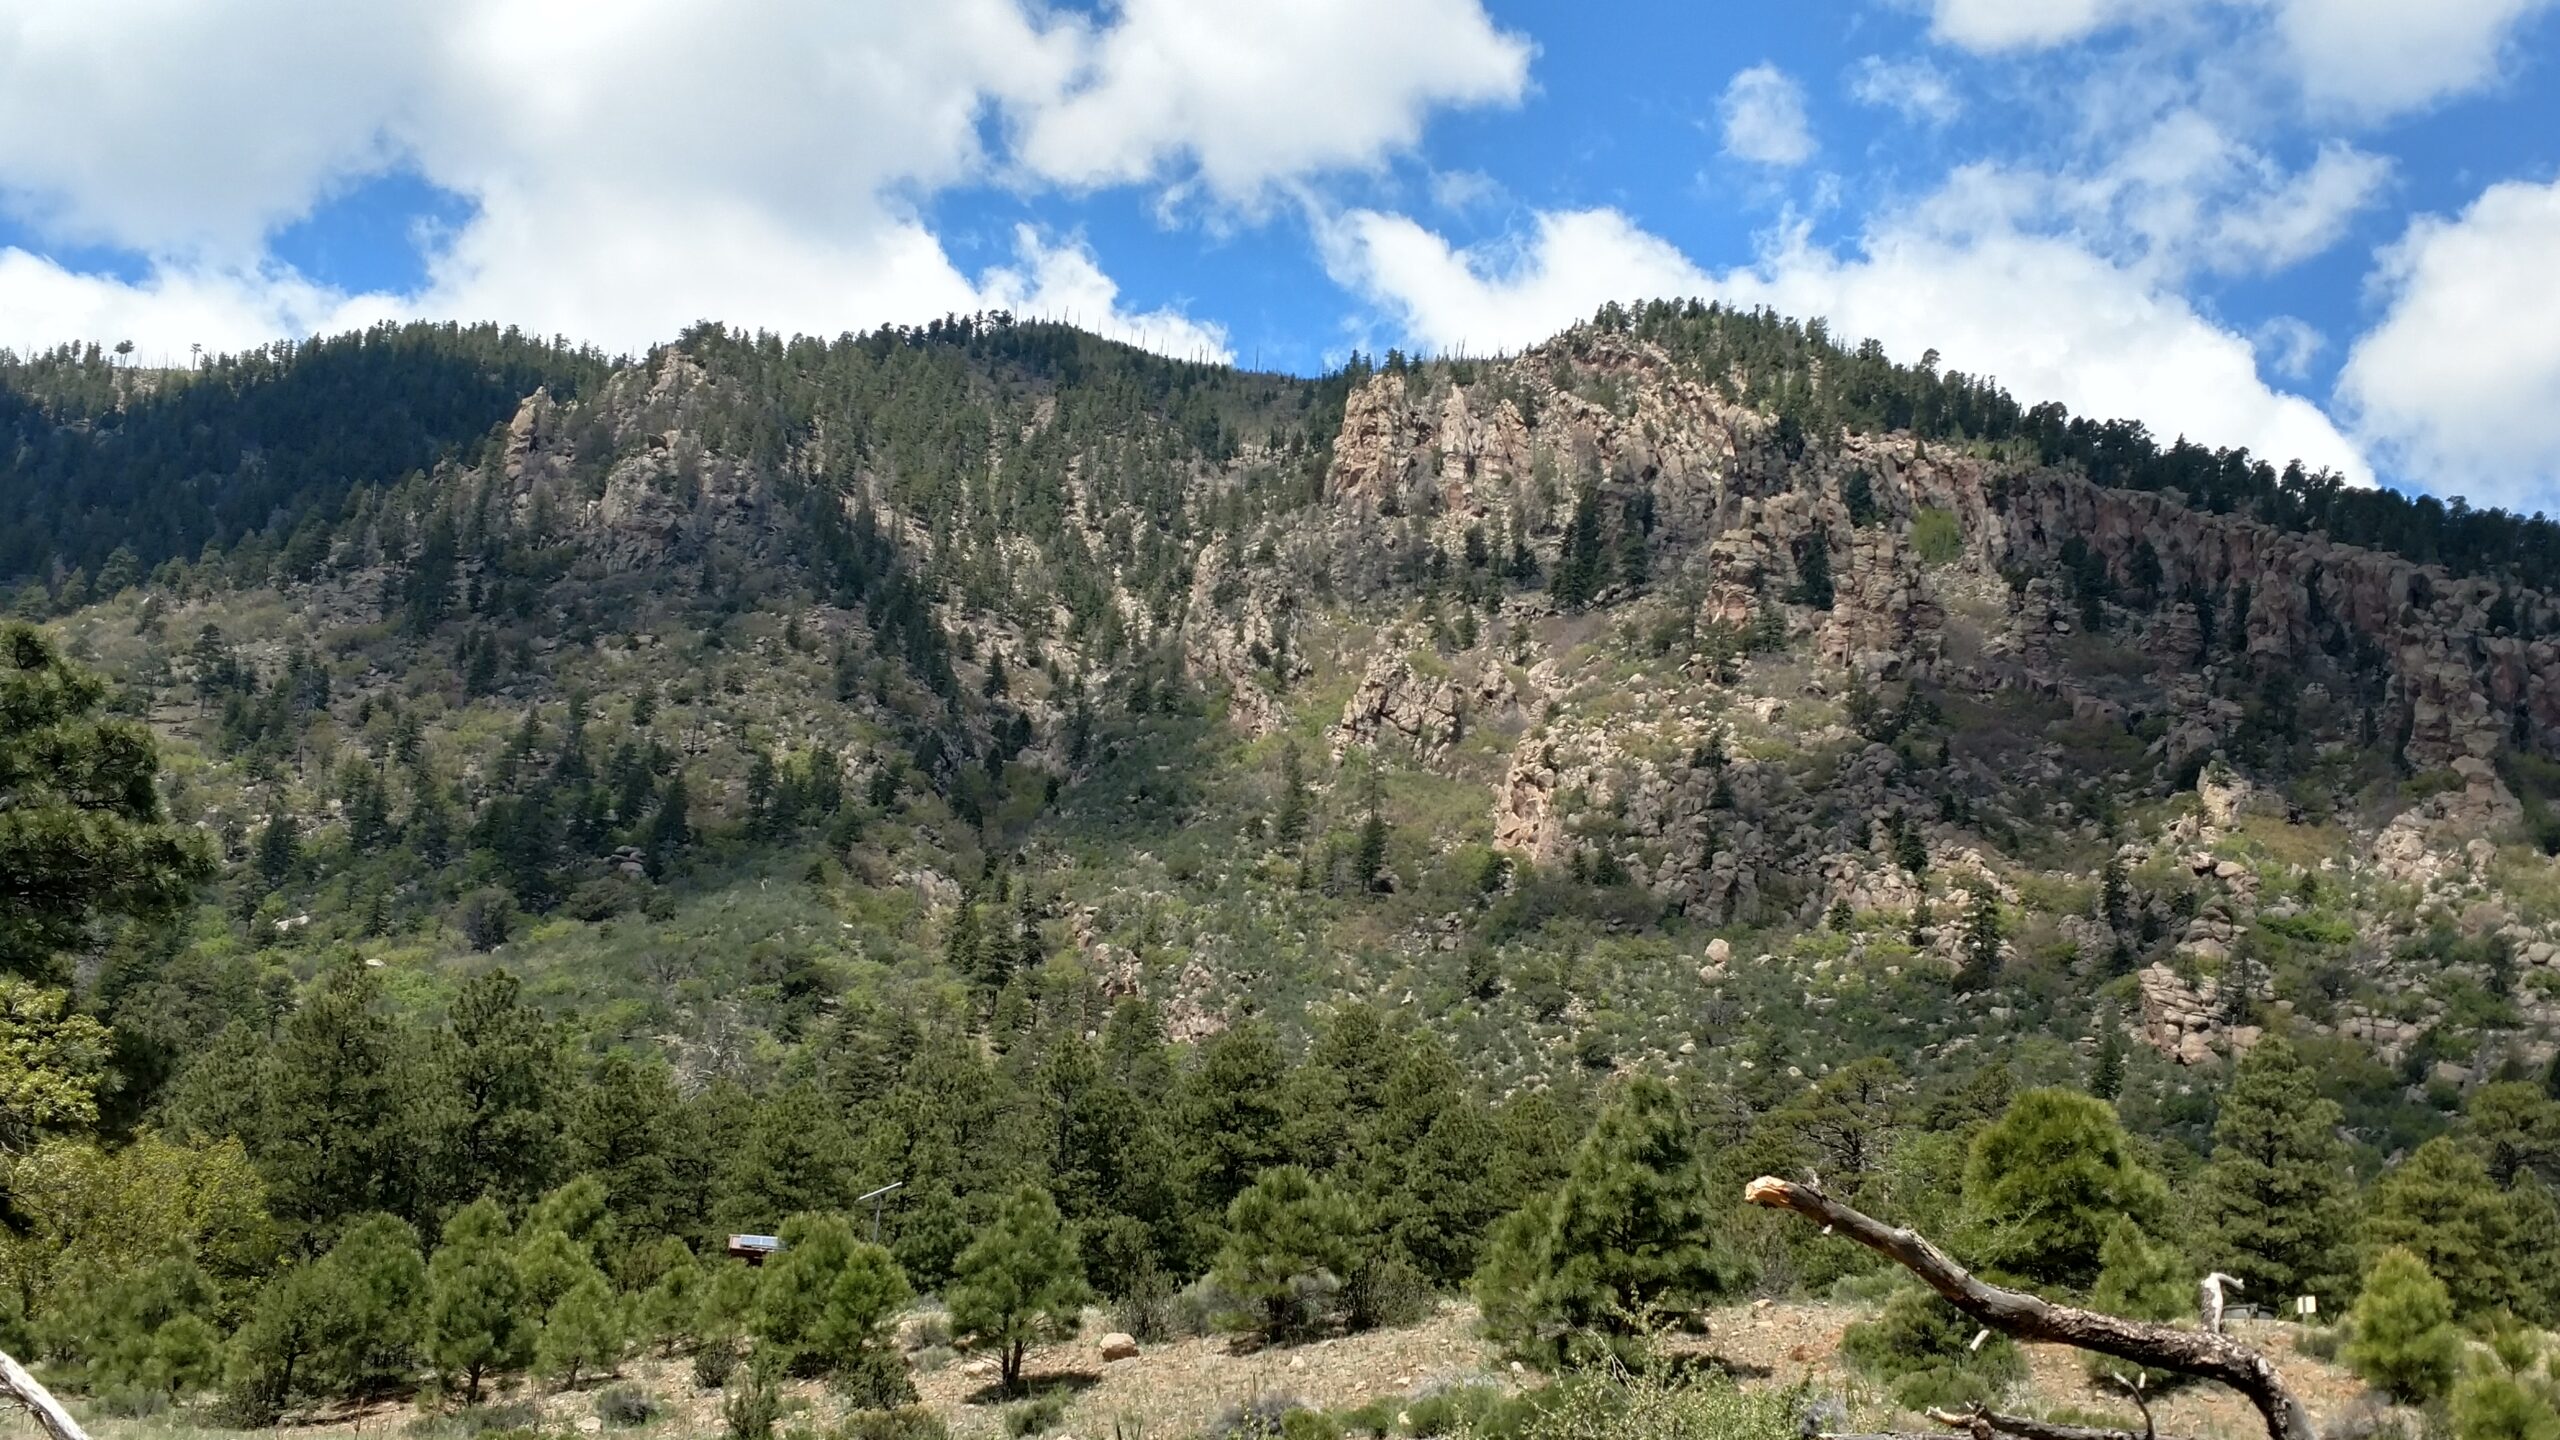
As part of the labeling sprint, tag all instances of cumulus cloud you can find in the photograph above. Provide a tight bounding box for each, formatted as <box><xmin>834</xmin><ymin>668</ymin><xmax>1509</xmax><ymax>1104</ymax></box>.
<box><xmin>977</xmin><ymin>226</ymin><xmax>1233</xmax><ymax>361</ymax></box>
<box><xmin>2338</xmin><ymin>177</ymin><xmax>2560</xmax><ymax>507</ymax></box>
<box><xmin>1317</xmin><ymin>207</ymin><xmax>1710</xmax><ymax>355</ymax></box>
<box><xmin>2251</xmin><ymin>315</ymin><xmax>2325</xmax><ymax>380</ymax></box>
<box><xmin>1925</xmin><ymin>0</ymin><xmax>2136</xmax><ymax>52</ymax></box>
<box><xmin>1848</xmin><ymin>55</ymin><xmax>1963</xmax><ymax>126</ymax></box>
<box><xmin>1719</xmin><ymin>64</ymin><xmax>1817</xmax><ymax>167</ymax></box>
<box><xmin>1016</xmin><ymin>0</ymin><xmax>1530</xmax><ymax>200</ymax></box>
<box><xmin>2274</xmin><ymin>0</ymin><xmax>2559</xmax><ymax>121</ymax></box>
<box><xmin>0</xmin><ymin>0</ymin><xmax>1525</xmax><ymax>355</ymax></box>
<box><xmin>1324</xmin><ymin>197</ymin><xmax>2368</xmax><ymax>480</ymax></box>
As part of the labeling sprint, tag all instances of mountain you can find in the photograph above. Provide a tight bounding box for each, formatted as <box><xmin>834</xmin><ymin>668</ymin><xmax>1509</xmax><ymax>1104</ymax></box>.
<box><xmin>12</xmin><ymin>307</ymin><xmax>2560</xmax><ymax>1407</ymax></box>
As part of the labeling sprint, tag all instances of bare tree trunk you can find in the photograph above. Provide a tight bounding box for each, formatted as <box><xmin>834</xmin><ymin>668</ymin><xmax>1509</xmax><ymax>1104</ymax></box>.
<box><xmin>1741</xmin><ymin>1177</ymin><xmax>2317</xmax><ymax>1440</ymax></box>
<box><xmin>0</xmin><ymin>1349</ymin><xmax>90</xmax><ymax>1440</ymax></box>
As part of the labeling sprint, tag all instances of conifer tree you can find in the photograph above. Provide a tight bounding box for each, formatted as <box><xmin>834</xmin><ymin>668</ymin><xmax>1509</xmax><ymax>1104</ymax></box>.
<box><xmin>425</xmin><ymin>1199</ymin><xmax>527</xmax><ymax>1404</ymax></box>
<box><xmin>1961</xmin><ymin>1088</ymin><xmax>2166</xmax><ymax>1290</ymax></box>
<box><xmin>948</xmin><ymin>1185</ymin><xmax>1089</xmax><ymax>1393</ymax></box>
<box><xmin>2343</xmin><ymin>1247</ymin><xmax>2461</xmax><ymax>1403</ymax></box>
<box><xmin>259</xmin><ymin>959</ymin><xmax>425</xmax><ymax>1238</ymax></box>
<box><xmin>1273</xmin><ymin>740</ymin><xmax>1311</xmax><ymax>847</ymax></box>
<box><xmin>2194</xmin><ymin>1035</ymin><xmax>2355</xmax><ymax>1302</ymax></box>
<box><xmin>1478</xmin><ymin>1075</ymin><xmax>1741</xmax><ymax>1364</ymax></box>
<box><xmin>435</xmin><ymin>969</ymin><xmax>565</xmax><ymax>1207</ymax></box>
<box><xmin>2084</xmin><ymin>1217</ymin><xmax>2188</xmax><ymax>1386</ymax></box>
<box><xmin>1955</xmin><ymin>882</ymin><xmax>2003</xmax><ymax>992</ymax></box>
<box><xmin>0</xmin><ymin>623</ymin><xmax>214</xmax><ymax>984</ymax></box>
<box><xmin>535</xmin><ymin>1269</ymin><xmax>624</xmax><ymax>1388</ymax></box>
<box><xmin>1212</xmin><ymin>1165</ymin><xmax>1363</xmax><ymax>1340</ymax></box>
<box><xmin>2363</xmin><ymin>1137</ymin><xmax>2516</xmax><ymax>1317</ymax></box>
<box><xmin>750</xmin><ymin>1212</ymin><xmax>912</xmax><ymax>1377</ymax></box>
<box><xmin>312</xmin><ymin>1212</ymin><xmax>429</xmax><ymax>1401</ymax></box>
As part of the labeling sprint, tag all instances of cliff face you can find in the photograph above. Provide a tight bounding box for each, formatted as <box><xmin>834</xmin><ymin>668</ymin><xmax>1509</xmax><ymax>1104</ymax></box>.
<box><xmin>1321</xmin><ymin>334</ymin><xmax>2560</xmax><ymax>773</ymax></box>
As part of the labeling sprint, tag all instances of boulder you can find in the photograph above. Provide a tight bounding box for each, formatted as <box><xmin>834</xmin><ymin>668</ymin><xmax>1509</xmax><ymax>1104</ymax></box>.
<box><xmin>1100</xmin><ymin>1332</ymin><xmax>1141</xmax><ymax>1362</ymax></box>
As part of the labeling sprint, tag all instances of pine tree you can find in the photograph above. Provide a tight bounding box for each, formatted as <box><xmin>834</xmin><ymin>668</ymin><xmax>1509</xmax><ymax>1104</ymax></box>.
<box><xmin>1212</xmin><ymin>1165</ymin><xmax>1364</xmax><ymax>1340</ymax></box>
<box><xmin>311</xmin><ymin>1212</ymin><xmax>429</xmax><ymax>1401</ymax></box>
<box><xmin>2451</xmin><ymin>1369</ymin><xmax>2560</xmax><ymax>1440</ymax></box>
<box><xmin>1961</xmin><ymin>1088</ymin><xmax>2167</xmax><ymax>1290</ymax></box>
<box><xmin>1273</xmin><ymin>741</ymin><xmax>1311</xmax><ymax>847</ymax></box>
<box><xmin>0</xmin><ymin>622</ymin><xmax>214</xmax><ymax>983</ymax></box>
<box><xmin>435</xmin><ymin>969</ymin><xmax>565</xmax><ymax>1207</ymax></box>
<box><xmin>948</xmin><ymin>1185</ymin><xmax>1089</xmax><ymax>1393</ymax></box>
<box><xmin>425</xmin><ymin>1199</ymin><xmax>527</xmax><ymax>1404</ymax></box>
<box><xmin>259</xmin><ymin>959</ymin><xmax>425</xmax><ymax>1238</ymax></box>
<box><xmin>1477</xmin><ymin>1074</ymin><xmax>1742</xmax><ymax>1365</ymax></box>
<box><xmin>535</xmin><ymin>1269</ymin><xmax>624</xmax><ymax>1388</ymax></box>
<box><xmin>2089</xmin><ymin>1017</ymin><xmax>2126</xmax><ymax>1101</ymax></box>
<box><xmin>749</xmin><ymin>1212</ymin><xmax>912</xmax><ymax>1377</ymax></box>
<box><xmin>2343</xmin><ymin>1247</ymin><xmax>2461</xmax><ymax>1403</ymax></box>
<box><xmin>2194</xmin><ymin>1036</ymin><xmax>2355</xmax><ymax>1303</ymax></box>
<box><xmin>2084</xmin><ymin>1218</ymin><xmax>2187</xmax><ymax>1386</ymax></box>
<box><xmin>1955</xmin><ymin>882</ymin><xmax>2002</xmax><ymax>992</ymax></box>
<box><xmin>2363</xmin><ymin>1137</ymin><xmax>2516</xmax><ymax>1316</ymax></box>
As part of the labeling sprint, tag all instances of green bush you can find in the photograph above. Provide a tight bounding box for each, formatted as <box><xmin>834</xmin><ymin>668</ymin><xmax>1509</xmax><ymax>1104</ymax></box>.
<box><xmin>837</xmin><ymin>1409</ymin><xmax>953</xmax><ymax>1440</ymax></box>
<box><xmin>2450</xmin><ymin>1369</ymin><xmax>2560</xmax><ymax>1440</ymax></box>
<box><xmin>1004</xmin><ymin>1393</ymin><xmax>1069</xmax><ymax>1437</ymax></box>
<box><xmin>594</xmin><ymin>1383</ymin><xmax>657</xmax><ymax>1427</ymax></box>
<box><xmin>1841</xmin><ymin>1286</ymin><xmax>2025</xmax><ymax>1413</ymax></box>
<box><xmin>2344</xmin><ymin>1248</ymin><xmax>2462</xmax><ymax>1403</ymax></box>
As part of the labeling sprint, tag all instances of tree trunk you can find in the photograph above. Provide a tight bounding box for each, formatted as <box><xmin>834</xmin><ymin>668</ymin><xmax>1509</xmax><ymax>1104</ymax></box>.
<box><xmin>1741</xmin><ymin>1177</ymin><xmax>2317</xmax><ymax>1440</ymax></box>
<box><xmin>0</xmin><ymin>1349</ymin><xmax>91</xmax><ymax>1440</ymax></box>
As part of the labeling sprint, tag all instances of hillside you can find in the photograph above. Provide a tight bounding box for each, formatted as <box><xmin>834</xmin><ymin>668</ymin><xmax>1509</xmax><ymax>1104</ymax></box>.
<box><xmin>10</xmin><ymin>307</ymin><xmax>2560</xmax><ymax>1438</ymax></box>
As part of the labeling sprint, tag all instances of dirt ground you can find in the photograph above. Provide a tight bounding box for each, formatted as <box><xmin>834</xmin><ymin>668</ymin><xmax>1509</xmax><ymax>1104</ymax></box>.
<box><xmin>32</xmin><ymin>1300</ymin><xmax>2380</xmax><ymax>1440</ymax></box>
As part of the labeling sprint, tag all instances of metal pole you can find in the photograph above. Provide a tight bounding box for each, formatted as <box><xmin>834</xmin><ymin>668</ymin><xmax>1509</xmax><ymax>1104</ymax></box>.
<box><xmin>856</xmin><ymin>1180</ymin><xmax>904</xmax><ymax>1245</ymax></box>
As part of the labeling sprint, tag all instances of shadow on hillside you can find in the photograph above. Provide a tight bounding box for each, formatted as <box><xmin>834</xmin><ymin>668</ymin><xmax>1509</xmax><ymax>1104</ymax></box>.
<box><xmin>963</xmin><ymin>1370</ymin><xmax>1102</xmax><ymax>1407</ymax></box>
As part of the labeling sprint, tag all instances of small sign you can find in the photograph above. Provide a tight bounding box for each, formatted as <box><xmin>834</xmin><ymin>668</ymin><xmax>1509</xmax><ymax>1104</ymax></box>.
<box><xmin>2296</xmin><ymin>1295</ymin><xmax>2317</xmax><ymax>1317</ymax></box>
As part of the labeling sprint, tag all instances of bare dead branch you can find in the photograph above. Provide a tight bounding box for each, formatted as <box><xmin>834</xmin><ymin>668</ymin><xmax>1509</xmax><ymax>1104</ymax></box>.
<box><xmin>1928</xmin><ymin>1406</ymin><xmax>2149</xmax><ymax>1440</ymax></box>
<box><xmin>1744</xmin><ymin>1177</ymin><xmax>2317</xmax><ymax>1440</ymax></box>
<box><xmin>0</xmin><ymin>1350</ymin><xmax>90</xmax><ymax>1440</ymax></box>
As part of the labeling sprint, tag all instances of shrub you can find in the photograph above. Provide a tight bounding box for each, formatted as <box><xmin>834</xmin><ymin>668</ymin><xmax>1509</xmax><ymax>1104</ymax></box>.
<box><xmin>2344</xmin><ymin>1248</ymin><xmax>2462</xmax><ymax>1403</ymax></box>
<box><xmin>724</xmin><ymin>1366</ymin><xmax>782</xmax><ymax>1440</ymax></box>
<box><xmin>838</xmin><ymin>1409</ymin><xmax>952</xmax><ymax>1440</ymax></box>
<box><xmin>832</xmin><ymin>1346</ymin><xmax>918</xmax><ymax>1412</ymax></box>
<box><xmin>1841</xmin><ymin>1286</ymin><xmax>2026</xmax><ymax>1412</ymax></box>
<box><xmin>594</xmin><ymin>1384</ymin><xmax>657</xmax><ymax>1428</ymax></box>
<box><xmin>1004</xmin><ymin>1393</ymin><xmax>1069</xmax><ymax>1437</ymax></box>
<box><xmin>2450</xmin><ymin>1370</ymin><xmax>2560</xmax><ymax>1440</ymax></box>
<box><xmin>1343</xmin><ymin>1253</ymin><xmax>1433</xmax><ymax>1332</ymax></box>
<box><xmin>1207</xmin><ymin>1395</ymin><xmax>1313</xmax><ymax>1440</ymax></box>
<box><xmin>693</xmin><ymin>1340</ymin><xmax>740</xmax><ymax>1390</ymax></box>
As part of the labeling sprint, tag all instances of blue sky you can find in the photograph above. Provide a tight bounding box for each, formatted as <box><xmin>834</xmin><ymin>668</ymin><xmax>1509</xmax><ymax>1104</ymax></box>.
<box><xmin>2</xmin><ymin>1</ymin><xmax>2557</xmax><ymax>508</ymax></box>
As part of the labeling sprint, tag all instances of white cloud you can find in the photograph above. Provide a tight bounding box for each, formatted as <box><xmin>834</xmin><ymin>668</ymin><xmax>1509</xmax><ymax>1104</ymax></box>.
<box><xmin>1848</xmin><ymin>55</ymin><xmax>1963</xmax><ymax>126</ymax></box>
<box><xmin>0</xmin><ymin>0</ymin><xmax>1527</xmax><ymax>356</ymax></box>
<box><xmin>1926</xmin><ymin>0</ymin><xmax>2137</xmax><ymax>52</ymax></box>
<box><xmin>1317</xmin><ymin>207</ymin><xmax>1710</xmax><ymax>355</ymax></box>
<box><xmin>2273</xmin><ymin>0</ymin><xmax>2558</xmax><ymax>120</ymax></box>
<box><xmin>1719</xmin><ymin>65</ymin><xmax>1817</xmax><ymax>167</ymax></box>
<box><xmin>2251</xmin><ymin>315</ymin><xmax>2324</xmax><ymax>380</ymax></box>
<box><xmin>978</xmin><ymin>226</ymin><xmax>1233</xmax><ymax>362</ymax></box>
<box><xmin>2338</xmin><ymin>177</ymin><xmax>2560</xmax><ymax>507</ymax></box>
<box><xmin>1325</xmin><ymin>198</ymin><xmax>2369</xmax><ymax>480</ymax></box>
<box><xmin>1013</xmin><ymin>0</ymin><xmax>1530</xmax><ymax>201</ymax></box>
<box><xmin>0</xmin><ymin>248</ymin><xmax>386</xmax><ymax>358</ymax></box>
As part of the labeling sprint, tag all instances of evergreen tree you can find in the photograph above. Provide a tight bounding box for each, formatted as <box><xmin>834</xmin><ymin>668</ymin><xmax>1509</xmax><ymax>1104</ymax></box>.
<box><xmin>2084</xmin><ymin>1218</ymin><xmax>2188</xmax><ymax>1386</ymax></box>
<box><xmin>1273</xmin><ymin>741</ymin><xmax>1311</xmax><ymax>847</ymax></box>
<box><xmin>1549</xmin><ymin>485</ymin><xmax>1607</xmax><ymax>609</ymax></box>
<box><xmin>0</xmin><ymin>622</ymin><xmax>213</xmax><ymax>982</ymax></box>
<box><xmin>947</xmin><ymin>1185</ymin><xmax>1089</xmax><ymax>1393</ymax></box>
<box><xmin>2363</xmin><ymin>1137</ymin><xmax>2516</xmax><ymax>1317</ymax></box>
<box><xmin>749</xmin><ymin>1212</ymin><xmax>912</xmax><ymax>1377</ymax></box>
<box><xmin>2194</xmin><ymin>1036</ymin><xmax>2356</xmax><ymax>1303</ymax></box>
<box><xmin>1478</xmin><ymin>1075</ymin><xmax>1742</xmax><ymax>1364</ymax></box>
<box><xmin>1212</xmin><ymin>1165</ymin><xmax>1363</xmax><ymax>1340</ymax></box>
<box><xmin>1955</xmin><ymin>882</ymin><xmax>2003</xmax><ymax>992</ymax></box>
<box><xmin>1961</xmin><ymin>1088</ymin><xmax>2166</xmax><ymax>1290</ymax></box>
<box><xmin>424</xmin><ymin>1199</ymin><xmax>527</xmax><ymax>1404</ymax></box>
<box><xmin>258</xmin><ymin>960</ymin><xmax>426</xmax><ymax>1239</ymax></box>
<box><xmin>534</xmin><ymin>1269</ymin><xmax>624</xmax><ymax>1388</ymax></box>
<box><xmin>311</xmin><ymin>1212</ymin><xmax>429</xmax><ymax>1401</ymax></box>
<box><xmin>1177</xmin><ymin>1022</ymin><xmax>1292</xmax><ymax>1261</ymax></box>
<box><xmin>2451</xmin><ymin>1365</ymin><xmax>2560</xmax><ymax>1440</ymax></box>
<box><xmin>2343</xmin><ymin>1247</ymin><xmax>2461</xmax><ymax>1403</ymax></box>
<box><xmin>434</xmin><ymin>969</ymin><xmax>565</xmax><ymax>1207</ymax></box>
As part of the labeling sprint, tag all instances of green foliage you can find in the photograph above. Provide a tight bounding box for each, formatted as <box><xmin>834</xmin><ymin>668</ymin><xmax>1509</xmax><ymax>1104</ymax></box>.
<box><xmin>0</xmin><ymin>622</ymin><xmax>213</xmax><ymax>983</ymax></box>
<box><xmin>34</xmin><ymin>1256</ymin><xmax>221</xmax><ymax>1407</ymax></box>
<box><xmin>1961</xmin><ymin>1088</ymin><xmax>2166</xmax><ymax>1290</ymax></box>
<box><xmin>948</xmin><ymin>1185</ymin><xmax>1089</xmax><ymax>1392</ymax></box>
<box><xmin>2363</xmin><ymin>1138</ymin><xmax>2518</xmax><ymax>1317</ymax></box>
<box><xmin>2196</xmin><ymin>1036</ymin><xmax>2358</xmax><ymax>1303</ymax></box>
<box><xmin>1841</xmin><ymin>1283</ymin><xmax>2026</xmax><ymax>1412</ymax></box>
<box><xmin>2343</xmin><ymin>1247</ymin><xmax>2462</xmax><ymax>1403</ymax></box>
<box><xmin>1911</xmin><ymin>508</ymin><xmax>1963</xmax><ymax>567</ymax></box>
<box><xmin>1476</xmin><ymin>1076</ymin><xmax>1742</xmax><ymax>1366</ymax></box>
<box><xmin>751</xmin><ymin>1212</ymin><xmax>913</xmax><ymax>1377</ymax></box>
<box><xmin>2451</xmin><ymin>1369</ymin><xmax>2560</xmax><ymax>1440</ymax></box>
<box><xmin>1213</xmin><ymin>1165</ymin><xmax>1364</xmax><ymax>1340</ymax></box>
<box><xmin>426</xmin><ymin>1198</ymin><xmax>529</xmax><ymax>1404</ymax></box>
<box><xmin>2084</xmin><ymin>1218</ymin><xmax>2190</xmax><ymax>1387</ymax></box>
<box><xmin>534</xmin><ymin>1269</ymin><xmax>626</xmax><ymax>1388</ymax></box>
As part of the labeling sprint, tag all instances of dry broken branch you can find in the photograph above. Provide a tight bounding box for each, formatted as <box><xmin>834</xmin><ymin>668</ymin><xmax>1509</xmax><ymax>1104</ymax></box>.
<box><xmin>0</xmin><ymin>1349</ymin><xmax>90</xmax><ymax>1440</ymax></box>
<box><xmin>1743</xmin><ymin>1176</ymin><xmax>2317</xmax><ymax>1440</ymax></box>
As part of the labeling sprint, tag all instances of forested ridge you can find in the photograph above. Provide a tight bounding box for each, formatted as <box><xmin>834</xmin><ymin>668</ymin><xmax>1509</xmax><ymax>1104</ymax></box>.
<box><xmin>10</xmin><ymin>309</ymin><xmax>2560</xmax><ymax>1440</ymax></box>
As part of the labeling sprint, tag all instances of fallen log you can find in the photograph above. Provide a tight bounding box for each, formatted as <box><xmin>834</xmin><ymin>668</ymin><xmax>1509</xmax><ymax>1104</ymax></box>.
<box><xmin>1743</xmin><ymin>1176</ymin><xmax>2316</xmax><ymax>1440</ymax></box>
<box><xmin>0</xmin><ymin>1349</ymin><xmax>89</xmax><ymax>1440</ymax></box>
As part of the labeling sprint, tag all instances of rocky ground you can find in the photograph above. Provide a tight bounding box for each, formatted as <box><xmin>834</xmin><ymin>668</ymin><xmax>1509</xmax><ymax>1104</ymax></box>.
<box><xmin>44</xmin><ymin>1301</ymin><xmax>2382</xmax><ymax>1440</ymax></box>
